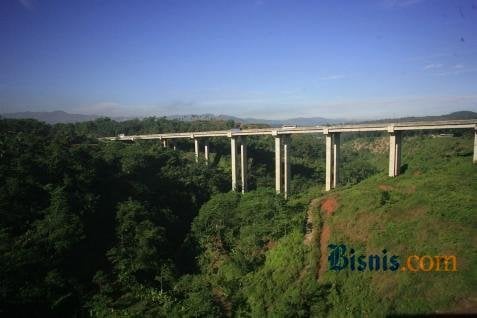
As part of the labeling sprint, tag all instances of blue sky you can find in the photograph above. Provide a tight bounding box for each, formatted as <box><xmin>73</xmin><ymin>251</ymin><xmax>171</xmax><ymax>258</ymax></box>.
<box><xmin>1</xmin><ymin>0</ymin><xmax>476</xmax><ymax>119</ymax></box>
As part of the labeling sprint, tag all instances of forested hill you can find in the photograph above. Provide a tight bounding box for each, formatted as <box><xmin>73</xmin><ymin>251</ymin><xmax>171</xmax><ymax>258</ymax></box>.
<box><xmin>0</xmin><ymin>118</ymin><xmax>232</xmax><ymax>316</ymax></box>
<box><xmin>64</xmin><ymin>116</ymin><xmax>240</xmax><ymax>137</ymax></box>
<box><xmin>1</xmin><ymin>110</ymin><xmax>475</xmax><ymax>127</ymax></box>
<box><xmin>0</xmin><ymin>117</ymin><xmax>475</xmax><ymax>316</ymax></box>
<box><xmin>359</xmin><ymin>110</ymin><xmax>477</xmax><ymax>124</ymax></box>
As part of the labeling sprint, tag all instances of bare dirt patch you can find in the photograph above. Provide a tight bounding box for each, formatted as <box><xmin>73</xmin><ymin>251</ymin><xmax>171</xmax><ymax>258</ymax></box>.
<box><xmin>379</xmin><ymin>184</ymin><xmax>394</xmax><ymax>191</ymax></box>
<box><xmin>212</xmin><ymin>287</ymin><xmax>232</xmax><ymax>317</ymax></box>
<box><xmin>316</xmin><ymin>196</ymin><xmax>340</xmax><ymax>279</ymax></box>
<box><xmin>402</xmin><ymin>185</ymin><xmax>416</xmax><ymax>194</ymax></box>
<box><xmin>304</xmin><ymin>199</ymin><xmax>320</xmax><ymax>246</ymax></box>
<box><xmin>265</xmin><ymin>240</ymin><xmax>277</xmax><ymax>251</ymax></box>
<box><xmin>321</xmin><ymin>197</ymin><xmax>338</xmax><ymax>216</ymax></box>
<box><xmin>391</xmin><ymin>207</ymin><xmax>426</xmax><ymax>221</ymax></box>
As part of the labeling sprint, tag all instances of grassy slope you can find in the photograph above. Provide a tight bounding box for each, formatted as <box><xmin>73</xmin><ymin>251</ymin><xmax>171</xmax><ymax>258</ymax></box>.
<box><xmin>313</xmin><ymin>135</ymin><xmax>476</xmax><ymax>316</ymax></box>
<box><xmin>189</xmin><ymin>134</ymin><xmax>475</xmax><ymax>316</ymax></box>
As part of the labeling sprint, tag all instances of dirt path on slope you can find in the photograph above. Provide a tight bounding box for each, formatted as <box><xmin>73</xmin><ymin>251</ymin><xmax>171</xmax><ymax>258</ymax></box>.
<box><xmin>302</xmin><ymin>196</ymin><xmax>339</xmax><ymax>280</ymax></box>
<box><xmin>304</xmin><ymin>199</ymin><xmax>321</xmax><ymax>246</ymax></box>
<box><xmin>317</xmin><ymin>197</ymin><xmax>339</xmax><ymax>280</ymax></box>
<box><xmin>318</xmin><ymin>224</ymin><xmax>331</xmax><ymax>279</ymax></box>
<box><xmin>212</xmin><ymin>287</ymin><xmax>232</xmax><ymax>317</ymax></box>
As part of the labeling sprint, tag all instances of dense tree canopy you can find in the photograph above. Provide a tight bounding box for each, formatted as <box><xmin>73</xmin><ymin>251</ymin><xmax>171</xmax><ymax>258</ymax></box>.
<box><xmin>3</xmin><ymin>116</ymin><xmax>459</xmax><ymax>317</ymax></box>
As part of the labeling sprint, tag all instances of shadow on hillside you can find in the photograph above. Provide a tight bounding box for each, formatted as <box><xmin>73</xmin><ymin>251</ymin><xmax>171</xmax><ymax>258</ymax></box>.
<box><xmin>400</xmin><ymin>164</ymin><xmax>408</xmax><ymax>174</ymax></box>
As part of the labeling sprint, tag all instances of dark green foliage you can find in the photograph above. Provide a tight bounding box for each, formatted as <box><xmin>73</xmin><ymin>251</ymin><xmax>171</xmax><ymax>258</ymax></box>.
<box><xmin>192</xmin><ymin>189</ymin><xmax>299</xmax><ymax>269</ymax></box>
<box><xmin>172</xmin><ymin>275</ymin><xmax>222</xmax><ymax>317</ymax></box>
<box><xmin>380</xmin><ymin>190</ymin><xmax>390</xmax><ymax>206</ymax></box>
<box><xmin>0</xmin><ymin>118</ymin><xmax>229</xmax><ymax>316</ymax></box>
<box><xmin>108</xmin><ymin>200</ymin><xmax>167</xmax><ymax>284</ymax></box>
<box><xmin>1</xmin><ymin>117</ymin><xmax>474</xmax><ymax>316</ymax></box>
<box><xmin>188</xmin><ymin>189</ymin><xmax>329</xmax><ymax>315</ymax></box>
<box><xmin>245</xmin><ymin>231</ymin><xmax>329</xmax><ymax>317</ymax></box>
<box><xmin>71</xmin><ymin>116</ymin><xmax>236</xmax><ymax>138</ymax></box>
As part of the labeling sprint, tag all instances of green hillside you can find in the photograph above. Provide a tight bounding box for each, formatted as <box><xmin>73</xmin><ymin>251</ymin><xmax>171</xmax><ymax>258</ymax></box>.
<box><xmin>0</xmin><ymin>118</ymin><xmax>475</xmax><ymax>316</ymax></box>
<box><xmin>181</xmin><ymin>134</ymin><xmax>476</xmax><ymax>317</ymax></box>
<box><xmin>316</xmin><ymin>135</ymin><xmax>477</xmax><ymax>315</ymax></box>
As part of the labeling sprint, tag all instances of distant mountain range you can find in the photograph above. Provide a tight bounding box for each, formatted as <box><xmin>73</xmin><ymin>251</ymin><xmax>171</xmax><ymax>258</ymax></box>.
<box><xmin>0</xmin><ymin>110</ymin><xmax>130</xmax><ymax>124</ymax></box>
<box><xmin>0</xmin><ymin>111</ymin><xmax>345</xmax><ymax>125</ymax></box>
<box><xmin>167</xmin><ymin>114</ymin><xmax>345</xmax><ymax>126</ymax></box>
<box><xmin>359</xmin><ymin>111</ymin><xmax>477</xmax><ymax>124</ymax></box>
<box><xmin>0</xmin><ymin>111</ymin><xmax>100</xmax><ymax>124</ymax></box>
<box><xmin>1</xmin><ymin>110</ymin><xmax>476</xmax><ymax>126</ymax></box>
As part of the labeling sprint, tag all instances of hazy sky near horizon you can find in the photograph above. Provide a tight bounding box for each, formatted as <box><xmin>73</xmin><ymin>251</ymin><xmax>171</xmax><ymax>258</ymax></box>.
<box><xmin>1</xmin><ymin>0</ymin><xmax>477</xmax><ymax>119</ymax></box>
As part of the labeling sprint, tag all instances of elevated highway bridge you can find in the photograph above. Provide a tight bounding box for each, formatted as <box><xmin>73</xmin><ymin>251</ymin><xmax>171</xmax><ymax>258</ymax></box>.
<box><xmin>102</xmin><ymin>119</ymin><xmax>477</xmax><ymax>197</ymax></box>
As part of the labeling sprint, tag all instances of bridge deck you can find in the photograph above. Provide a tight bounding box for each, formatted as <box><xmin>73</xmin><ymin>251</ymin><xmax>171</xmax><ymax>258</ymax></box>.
<box><xmin>102</xmin><ymin>119</ymin><xmax>477</xmax><ymax>141</ymax></box>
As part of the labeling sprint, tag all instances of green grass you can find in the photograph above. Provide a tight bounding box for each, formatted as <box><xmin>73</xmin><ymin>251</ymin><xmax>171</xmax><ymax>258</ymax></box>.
<box><xmin>179</xmin><ymin>134</ymin><xmax>475</xmax><ymax>317</ymax></box>
<box><xmin>311</xmin><ymin>135</ymin><xmax>476</xmax><ymax>316</ymax></box>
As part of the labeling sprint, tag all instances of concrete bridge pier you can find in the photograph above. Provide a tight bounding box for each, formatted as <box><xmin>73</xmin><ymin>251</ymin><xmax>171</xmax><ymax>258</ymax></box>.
<box><xmin>230</xmin><ymin>136</ymin><xmax>239</xmax><ymax>191</ymax></box>
<box><xmin>333</xmin><ymin>133</ymin><xmax>340</xmax><ymax>189</ymax></box>
<box><xmin>388</xmin><ymin>126</ymin><xmax>402</xmax><ymax>177</ymax></box>
<box><xmin>474</xmin><ymin>127</ymin><xmax>477</xmax><ymax>164</ymax></box>
<box><xmin>194</xmin><ymin>138</ymin><xmax>199</xmax><ymax>163</ymax></box>
<box><xmin>283</xmin><ymin>135</ymin><xmax>291</xmax><ymax>199</ymax></box>
<box><xmin>162</xmin><ymin>139</ymin><xmax>168</xmax><ymax>148</ymax></box>
<box><xmin>240</xmin><ymin>137</ymin><xmax>248</xmax><ymax>193</ymax></box>
<box><xmin>230</xmin><ymin>136</ymin><xmax>248</xmax><ymax>192</ymax></box>
<box><xmin>273</xmin><ymin>133</ymin><xmax>291</xmax><ymax>196</ymax></box>
<box><xmin>325</xmin><ymin>130</ymin><xmax>340</xmax><ymax>191</ymax></box>
<box><xmin>204</xmin><ymin>141</ymin><xmax>209</xmax><ymax>165</ymax></box>
<box><xmin>274</xmin><ymin>132</ymin><xmax>282</xmax><ymax>194</ymax></box>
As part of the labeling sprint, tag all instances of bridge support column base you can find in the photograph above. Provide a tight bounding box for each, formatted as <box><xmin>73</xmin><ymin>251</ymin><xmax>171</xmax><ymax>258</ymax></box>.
<box><xmin>473</xmin><ymin>128</ymin><xmax>477</xmax><ymax>164</ymax></box>
<box><xmin>240</xmin><ymin>138</ymin><xmax>247</xmax><ymax>193</ymax></box>
<box><xmin>275</xmin><ymin>135</ymin><xmax>282</xmax><ymax>194</ymax></box>
<box><xmin>389</xmin><ymin>131</ymin><xmax>402</xmax><ymax>177</ymax></box>
<box><xmin>204</xmin><ymin>142</ymin><xmax>209</xmax><ymax>165</ymax></box>
<box><xmin>325</xmin><ymin>131</ymin><xmax>340</xmax><ymax>191</ymax></box>
<box><xmin>273</xmin><ymin>135</ymin><xmax>291</xmax><ymax>197</ymax></box>
<box><xmin>283</xmin><ymin>136</ymin><xmax>291</xmax><ymax>199</ymax></box>
<box><xmin>231</xmin><ymin>137</ymin><xmax>238</xmax><ymax>191</ymax></box>
<box><xmin>194</xmin><ymin>138</ymin><xmax>199</xmax><ymax>163</ymax></box>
